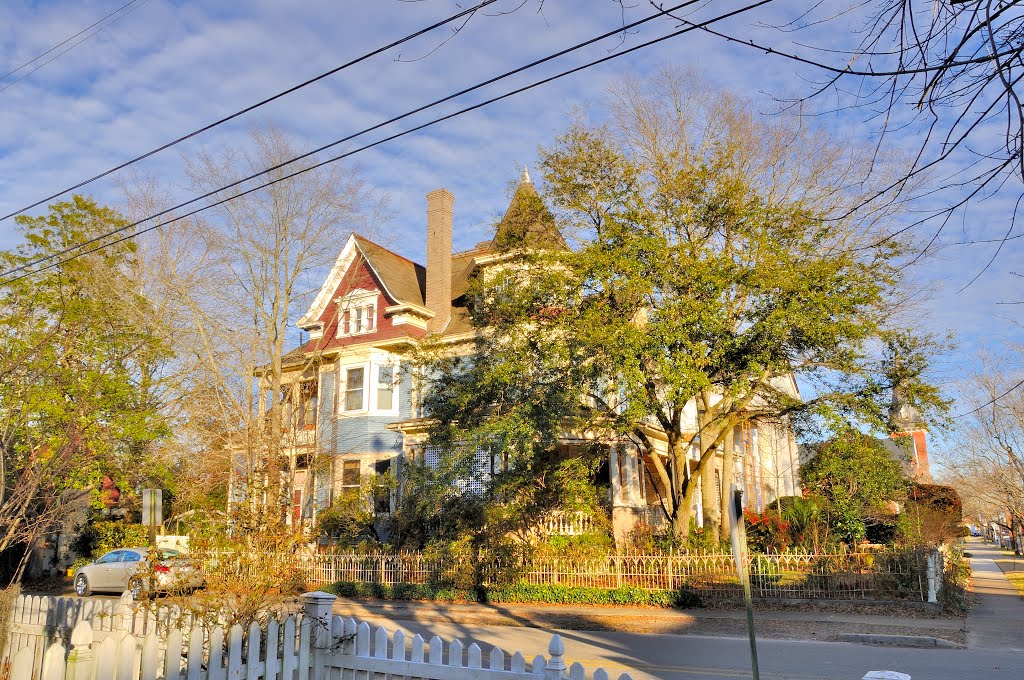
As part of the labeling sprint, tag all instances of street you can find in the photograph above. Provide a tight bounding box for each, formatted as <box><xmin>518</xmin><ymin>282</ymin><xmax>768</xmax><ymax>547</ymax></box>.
<box><xmin>362</xmin><ymin>619</ymin><xmax>1021</xmax><ymax>680</ymax></box>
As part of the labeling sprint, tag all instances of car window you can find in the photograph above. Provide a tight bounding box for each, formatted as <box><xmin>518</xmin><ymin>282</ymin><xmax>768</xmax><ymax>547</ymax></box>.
<box><xmin>95</xmin><ymin>551</ymin><xmax>123</xmax><ymax>564</ymax></box>
<box><xmin>122</xmin><ymin>551</ymin><xmax>143</xmax><ymax>563</ymax></box>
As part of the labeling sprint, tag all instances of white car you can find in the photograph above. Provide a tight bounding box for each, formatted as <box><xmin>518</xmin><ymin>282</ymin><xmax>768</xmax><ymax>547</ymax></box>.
<box><xmin>73</xmin><ymin>547</ymin><xmax>202</xmax><ymax>599</ymax></box>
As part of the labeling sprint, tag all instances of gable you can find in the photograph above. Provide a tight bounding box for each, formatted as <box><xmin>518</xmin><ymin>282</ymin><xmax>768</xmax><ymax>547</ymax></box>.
<box><xmin>298</xmin><ymin>235</ymin><xmax>427</xmax><ymax>331</ymax></box>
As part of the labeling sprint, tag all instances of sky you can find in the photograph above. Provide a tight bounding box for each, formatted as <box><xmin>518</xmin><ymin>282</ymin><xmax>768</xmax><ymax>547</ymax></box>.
<box><xmin>1</xmin><ymin>0</ymin><xmax>1022</xmax><ymax>418</ymax></box>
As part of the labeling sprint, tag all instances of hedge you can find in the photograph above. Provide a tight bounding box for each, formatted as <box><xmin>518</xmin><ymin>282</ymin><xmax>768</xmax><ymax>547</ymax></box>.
<box><xmin>323</xmin><ymin>581</ymin><xmax>702</xmax><ymax>608</ymax></box>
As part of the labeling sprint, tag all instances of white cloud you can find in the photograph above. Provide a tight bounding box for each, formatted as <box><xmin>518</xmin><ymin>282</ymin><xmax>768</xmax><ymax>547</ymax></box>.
<box><xmin>0</xmin><ymin>0</ymin><xmax>1021</xmax><ymax>385</ymax></box>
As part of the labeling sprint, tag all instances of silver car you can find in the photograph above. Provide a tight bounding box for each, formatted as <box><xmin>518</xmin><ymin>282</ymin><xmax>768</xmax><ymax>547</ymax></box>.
<box><xmin>73</xmin><ymin>547</ymin><xmax>202</xmax><ymax>599</ymax></box>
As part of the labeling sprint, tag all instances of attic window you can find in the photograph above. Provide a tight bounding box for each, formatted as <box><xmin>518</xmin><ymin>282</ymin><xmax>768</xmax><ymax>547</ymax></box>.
<box><xmin>335</xmin><ymin>289</ymin><xmax>379</xmax><ymax>338</ymax></box>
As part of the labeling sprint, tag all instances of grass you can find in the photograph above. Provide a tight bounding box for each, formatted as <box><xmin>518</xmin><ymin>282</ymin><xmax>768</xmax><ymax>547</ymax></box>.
<box><xmin>993</xmin><ymin>549</ymin><xmax>1024</xmax><ymax>600</ymax></box>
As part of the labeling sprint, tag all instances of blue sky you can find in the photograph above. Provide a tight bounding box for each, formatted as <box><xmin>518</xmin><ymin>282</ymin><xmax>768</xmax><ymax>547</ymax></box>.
<box><xmin>1</xmin><ymin>0</ymin><xmax>1021</xmax><ymax>405</ymax></box>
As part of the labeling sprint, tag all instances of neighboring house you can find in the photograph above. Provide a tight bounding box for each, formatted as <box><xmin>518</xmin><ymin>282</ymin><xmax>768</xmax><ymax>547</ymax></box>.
<box><xmin>262</xmin><ymin>173</ymin><xmax>800</xmax><ymax>541</ymax></box>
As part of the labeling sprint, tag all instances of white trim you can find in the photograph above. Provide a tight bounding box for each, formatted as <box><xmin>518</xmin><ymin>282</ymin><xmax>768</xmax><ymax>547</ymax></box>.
<box><xmin>335</xmin><ymin>289</ymin><xmax>380</xmax><ymax>338</ymax></box>
<box><xmin>298</xmin><ymin>235</ymin><xmax>360</xmax><ymax>329</ymax></box>
<box><xmin>369</xmin><ymin>360</ymin><xmax>400</xmax><ymax>417</ymax></box>
<box><xmin>338</xmin><ymin>364</ymin><xmax>370</xmax><ymax>415</ymax></box>
<box><xmin>298</xmin><ymin>235</ymin><xmax>414</xmax><ymax>330</ymax></box>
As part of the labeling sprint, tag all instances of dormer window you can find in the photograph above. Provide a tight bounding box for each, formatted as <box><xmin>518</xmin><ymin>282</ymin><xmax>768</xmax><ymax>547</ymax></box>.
<box><xmin>335</xmin><ymin>289</ymin><xmax>379</xmax><ymax>338</ymax></box>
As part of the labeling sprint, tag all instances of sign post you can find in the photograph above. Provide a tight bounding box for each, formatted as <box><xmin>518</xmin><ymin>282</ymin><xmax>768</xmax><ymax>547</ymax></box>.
<box><xmin>728</xmin><ymin>484</ymin><xmax>759</xmax><ymax>680</ymax></box>
<box><xmin>141</xmin><ymin>488</ymin><xmax>162</xmax><ymax>547</ymax></box>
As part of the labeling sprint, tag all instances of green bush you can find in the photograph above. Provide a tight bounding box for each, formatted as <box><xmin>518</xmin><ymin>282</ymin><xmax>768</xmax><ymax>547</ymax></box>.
<box><xmin>940</xmin><ymin>546</ymin><xmax>971</xmax><ymax>612</ymax></box>
<box><xmin>324</xmin><ymin>580</ymin><xmax>702</xmax><ymax>608</ymax></box>
<box><xmin>71</xmin><ymin>521</ymin><xmax>150</xmax><ymax>559</ymax></box>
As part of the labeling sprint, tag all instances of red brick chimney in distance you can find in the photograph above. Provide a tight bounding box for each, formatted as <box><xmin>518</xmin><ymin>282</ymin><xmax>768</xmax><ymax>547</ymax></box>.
<box><xmin>425</xmin><ymin>188</ymin><xmax>454</xmax><ymax>332</ymax></box>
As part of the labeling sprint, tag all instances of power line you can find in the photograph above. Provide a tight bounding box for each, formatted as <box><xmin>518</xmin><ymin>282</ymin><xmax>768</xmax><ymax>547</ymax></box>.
<box><xmin>2</xmin><ymin>0</ymin><xmax>701</xmax><ymax>280</ymax></box>
<box><xmin>0</xmin><ymin>0</ymin><xmax>501</xmax><ymax>223</ymax></box>
<box><xmin>0</xmin><ymin>0</ymin><xmax>151</xmax><ymax>95</ymax></box>
<box><xmin>0</xmin><ymin>0</ymin><xmax>774</xmax><ymax>285</ymax></box>
<box><xmin>954</xmin><ymin>378</ymin><xmax>1024</xmax><ymax>419</ymax></box>
<box><xmin>1</xmin><ymin>0</ymin><xmax>141</xmax><ymax>82</ymax></box>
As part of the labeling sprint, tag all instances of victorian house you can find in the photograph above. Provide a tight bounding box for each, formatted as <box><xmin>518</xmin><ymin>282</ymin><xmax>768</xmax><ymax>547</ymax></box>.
<box><xmin>265</xmin><ymin>173</ymin><xmax>800</xmax><ymax>541</ymax></box>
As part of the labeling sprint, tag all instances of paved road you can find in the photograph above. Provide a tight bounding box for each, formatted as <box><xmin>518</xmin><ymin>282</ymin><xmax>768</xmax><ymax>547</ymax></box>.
<box><xmin>359</xmin><ymin>618</ymin><xmax>1020</xmax><ymax>680</ymax></box>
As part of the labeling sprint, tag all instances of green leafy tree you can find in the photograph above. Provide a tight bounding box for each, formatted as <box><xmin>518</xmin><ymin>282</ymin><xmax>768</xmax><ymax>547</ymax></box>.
<box><xmin>800</xmin><ymin>432</ymin><xmax>908</xmax><ymax>544</ymax></box>
<box><xmin>415</xmin><ymin>68</ymin><xmax>946</xmax><ymax>543</ymax></box>
<box><xmin>0</xmin><ymin>196</ymin><xmax>169</xmax><ymax>581</ymax></box>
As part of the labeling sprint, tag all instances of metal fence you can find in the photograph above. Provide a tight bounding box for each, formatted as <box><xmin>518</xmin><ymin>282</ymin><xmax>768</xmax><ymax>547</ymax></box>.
<box><xmin>294</xmin><ymin>549</ymin><xmax>936</xmax><ymax>602</ymax></box>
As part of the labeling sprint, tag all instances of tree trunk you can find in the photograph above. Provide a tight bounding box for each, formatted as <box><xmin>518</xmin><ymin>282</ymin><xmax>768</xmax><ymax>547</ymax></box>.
<box><xmin>701</xmin><ymin>457</ymin><xmax>721</xmax><ymax>544</ymax></box>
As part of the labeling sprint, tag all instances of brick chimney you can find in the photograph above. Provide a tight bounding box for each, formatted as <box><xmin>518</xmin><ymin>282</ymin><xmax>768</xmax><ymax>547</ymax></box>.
<box><xmin>425</xmin><ymin>188</ymin><xmax>454</xmax><ymax>332</ymax></box>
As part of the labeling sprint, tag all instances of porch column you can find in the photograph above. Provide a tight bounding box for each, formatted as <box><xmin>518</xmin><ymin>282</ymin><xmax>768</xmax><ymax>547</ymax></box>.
<box><xmin>623</xmin><ymin>446</ymin><xmax>639</xmax><ymax>506</ymax></box>
<box><xmin>609</xmin><ymin>445</ymin><xmax>622</xmax><ymax>505</ymax></box>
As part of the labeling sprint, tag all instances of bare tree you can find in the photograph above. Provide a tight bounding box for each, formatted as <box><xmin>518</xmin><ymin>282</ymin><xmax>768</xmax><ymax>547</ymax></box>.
<box><xmin>127</xmin><ymin>125</ymin><xmax>384</xmax><ymax>527</ymax></box>
<box><xmin>945</xmin><ymin>356</ymin><xmax>1024</xmax><ymax>553</ymax></box>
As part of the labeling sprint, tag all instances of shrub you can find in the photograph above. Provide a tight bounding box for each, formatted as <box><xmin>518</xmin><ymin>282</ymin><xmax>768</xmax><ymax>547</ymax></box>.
<box><xmin>71</xmin><ymin>521</ymin><xmax>150</xmax><ymax>559</ymax></box>
<box><xmin>324</xmin><ymin>580</ymin><xmax>704</xmax><ymax>608</ymax></box>
<box><xmin>940</xmin><ymin>546</ymin><xmax>971</xmax><ymax>612</ymax></box>
<box><xmin>744</xmin><ymin>510</ymin><xmax>790</xmax><ymax>553</ymax></box>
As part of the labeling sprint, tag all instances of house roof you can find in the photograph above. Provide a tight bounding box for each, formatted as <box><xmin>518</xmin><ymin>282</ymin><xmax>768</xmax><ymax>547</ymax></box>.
<box><xmin>490</xmin><ymin>174</ymin><xmax>566</xmax><ymax>252</ymax></box>
<box><xmin>353</xmin><ymin>235</ymin><xmax>426</xmax><ymax>307</ymax></box>
<box><xmin>293</xmin><ymin>175</ymin><xmax>565</xmax><ymax>353</ymax></box>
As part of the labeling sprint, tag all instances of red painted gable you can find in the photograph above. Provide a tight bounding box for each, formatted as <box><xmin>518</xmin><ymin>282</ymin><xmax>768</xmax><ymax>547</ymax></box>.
<box><xmin>304</xmin><ymin>257</ymin><xmax>424</xmax><ymax>353</ymax></box>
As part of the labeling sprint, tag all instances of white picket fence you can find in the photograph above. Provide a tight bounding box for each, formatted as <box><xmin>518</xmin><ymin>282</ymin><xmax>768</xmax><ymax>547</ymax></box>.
<box><xmin>5</xmin><ymin>591</ymin><xmax>637</xmax><ymax>680</ymax></box>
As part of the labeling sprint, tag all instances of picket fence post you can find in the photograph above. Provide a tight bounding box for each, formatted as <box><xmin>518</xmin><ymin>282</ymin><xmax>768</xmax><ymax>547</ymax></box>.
<box><xmin>926</xmin><ymin>552</ymin><xmax>938</xmax><ymax>604</ymax></box>
<box><xmin>65</xmin><ymin>621</ymin><xmax>95</xmax><ymax>680</ymax></box>
<box><xmin>544</xmin><ymin>635</ymin><xmax>566</xmax><ymax>680</ymax></box>
<box><xmin>302</xmin><ymin>590</ymin><xmax>337</xmax><ymax>680</ymax></box>
<box><xmin>116</xmin><ymin>592</ymin><xmax>134</xmax><ymax>632</ymax></box>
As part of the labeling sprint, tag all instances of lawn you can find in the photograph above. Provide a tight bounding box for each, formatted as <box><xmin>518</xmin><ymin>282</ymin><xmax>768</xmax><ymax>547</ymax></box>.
<box><xmin>993</xmin><ymin>551</ymin><xmax>1024</xmax><ymax>600</ymax></box>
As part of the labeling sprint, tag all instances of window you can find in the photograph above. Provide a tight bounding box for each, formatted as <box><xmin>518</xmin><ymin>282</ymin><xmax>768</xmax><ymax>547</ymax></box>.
<box><xmin>335</xmin><ymin>291</ymin><xmax>378</xmax><ymax>337</ymax></box>
<box><xmin>298</xmin><ymin>380</ymin><xmax>317</xmax><ymax>428</ymax></box>
<box><xmin>122</xmin><ymin>551</ymin><xmax>142</xmax><ymax>563</ymax></box>
<box><xmin>343</xmin><ymin>367</ymin><xmax>365</xmax><ymax>411</ymax></box>
<box><xmin>341</xmin><ymin>460</ymin><xmax>361</xmax><ymax>488</ymax></box>
<box><xmin>376</xmin><ymin>365</ymin><xmax>395</xmax><ymax>411</ymax></box>
<box><xmin>373</xmin><ymin>460</ymin><xmax>391</xmax><ymax>513</ymax></box>
<box><xmin>96</xmin><ymin>551</ymin><xmax>123</xmax><ymax>564</ymax></box>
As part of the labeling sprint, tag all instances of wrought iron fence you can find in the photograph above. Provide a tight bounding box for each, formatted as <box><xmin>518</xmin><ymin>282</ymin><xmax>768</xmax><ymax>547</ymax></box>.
<box><xmin>292</xmin><ymin>548</ymin><xmax>935</xmax><ymax>602</ymax></box>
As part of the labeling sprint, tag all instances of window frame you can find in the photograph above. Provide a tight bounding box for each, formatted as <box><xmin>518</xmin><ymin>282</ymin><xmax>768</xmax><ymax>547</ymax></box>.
<box><xmin>341</xmin><ymin>366</ymin><xmax>367</xmax><ymax>413</ymax></box>
<box><xmin>372</xmin><ymin>361</ymin><xmax>399</xmax><ymax>415</ymax></box>
<box><xmin>334</xmin><ymin>290</ymin><xmax>379</xmax><ymax>338</ymax></box>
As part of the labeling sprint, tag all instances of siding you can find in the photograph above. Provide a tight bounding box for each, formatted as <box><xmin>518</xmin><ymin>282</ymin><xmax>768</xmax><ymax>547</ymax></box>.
<box><xmin>331</xmin><ymin>416</ymin><xmax>404</xmax><ymax>455</ymax></box>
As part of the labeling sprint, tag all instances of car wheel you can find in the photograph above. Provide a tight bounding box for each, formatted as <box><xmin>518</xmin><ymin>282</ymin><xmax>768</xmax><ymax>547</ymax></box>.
<box><xmin>128</xmin><ymin>578</ymin><xmax>145</xmax><ymax>601</ymax></box>
<box><xmin>74</xmin><ymin>574</ymin><xmax>91</xmax><ymax>597</ymax></box>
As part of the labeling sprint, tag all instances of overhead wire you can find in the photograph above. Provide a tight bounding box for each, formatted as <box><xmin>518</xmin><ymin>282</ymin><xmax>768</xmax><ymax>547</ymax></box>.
<box><xmin>0</xmin><ymin>0</ymin><xmax>775</xmax><ymax>285</ymax></box>
<box><xmin>0</xmin><ymin>0</ymin><xmax>501</xmax><ymax>223</ymax></box>
<box><xmin>0</xmin><ymin>0</ymin><xmax>142</xmax><ymax>83</ymax></box>
<box><xmin>1</xmin><ymin>0</ymin><xmax>704</xmax><ymax>280</ymax></box>
<box><xmin>0</xmin><ymin>0</ymin><xmax>153</xmax><ymax>95</ymax></box>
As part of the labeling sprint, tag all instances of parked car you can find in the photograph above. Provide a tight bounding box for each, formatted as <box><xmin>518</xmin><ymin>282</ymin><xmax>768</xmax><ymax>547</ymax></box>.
<box><xmin>73</xmin><ymin>548</ymin><xmax>203</xmax><ymax>599</ymax></box>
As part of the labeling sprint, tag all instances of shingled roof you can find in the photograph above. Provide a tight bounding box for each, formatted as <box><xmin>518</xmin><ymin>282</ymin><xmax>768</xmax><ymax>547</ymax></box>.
<box><xmin>490</xmin><ymin>173</ymin><xmax>566</xmax><ymax>252</ymax></box>
<box><xmin>354</xmin><ymin>235</ymin><xmax>426</xmax><ymax>307</ymax></box>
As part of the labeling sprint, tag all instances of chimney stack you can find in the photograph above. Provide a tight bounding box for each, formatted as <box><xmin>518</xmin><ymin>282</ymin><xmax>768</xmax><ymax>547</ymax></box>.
<box><xmin>426</xmin><ymin>188</ymin><xmax>454</xmax><ymax>332</ymax></box>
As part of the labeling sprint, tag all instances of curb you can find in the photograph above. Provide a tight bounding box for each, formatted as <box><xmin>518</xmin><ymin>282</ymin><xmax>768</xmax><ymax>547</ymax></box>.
<box><xmin>836</xmin><ymin>633</ymin><xmax>963</xmax><ymax>649</ymax></box>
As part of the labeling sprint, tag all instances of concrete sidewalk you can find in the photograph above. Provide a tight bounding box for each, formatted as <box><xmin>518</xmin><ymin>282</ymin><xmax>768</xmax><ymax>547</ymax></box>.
<box><xmin>330</xmin><ymin>596</ymin><xmax>966</xmax><ymax>646</ymax></box>
<box><xmin>333</xmin><ymin>598</ymin><xmax>962</xmax><ymax>628</ymax></box>
<box><xmin>964</xmin><ymin>538</ymin><xmax>1024</xmax><ymax>650</ymax></box>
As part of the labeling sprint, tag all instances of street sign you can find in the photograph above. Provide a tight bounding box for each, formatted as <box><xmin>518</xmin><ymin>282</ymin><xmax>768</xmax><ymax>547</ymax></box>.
<box><xmin>142</xmin><ymin>488</ymin><xmax>162</xmax><ymax>527</ymax></box>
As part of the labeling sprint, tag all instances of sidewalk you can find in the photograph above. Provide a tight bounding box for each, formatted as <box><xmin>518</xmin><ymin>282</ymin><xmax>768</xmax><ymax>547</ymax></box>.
<box><xmin>330</xmin><ymin>596</ymin><xmax>966</xmax><ymax>646</ymax></box>
<box><xmin>964</xmin><ymin>538</ymin><xmax>1024</xmax><ymax>650</ymax></box>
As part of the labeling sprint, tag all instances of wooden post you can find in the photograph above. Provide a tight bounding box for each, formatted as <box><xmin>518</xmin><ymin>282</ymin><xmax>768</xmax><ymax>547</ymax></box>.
<box><xmin>302</xmin><ymin>591</ymin><xmax>336</xmax><ymax>680</ymax></box>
